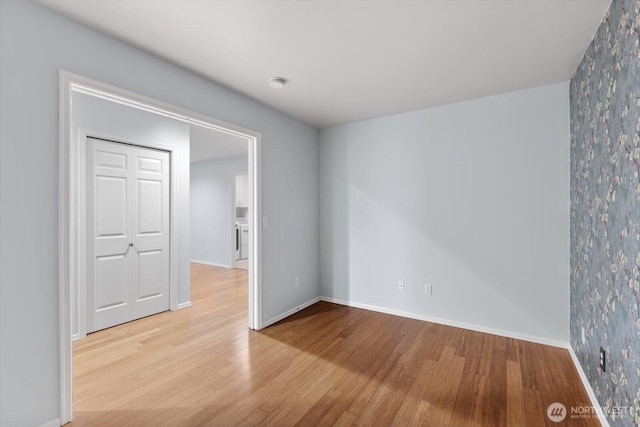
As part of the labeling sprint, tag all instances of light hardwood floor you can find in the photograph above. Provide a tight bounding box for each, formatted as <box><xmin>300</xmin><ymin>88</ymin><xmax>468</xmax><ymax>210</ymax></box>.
<box><xmin>70</xmin><ymin>263</ymin><xmax>599</xmax><ymax>426</ymax></box>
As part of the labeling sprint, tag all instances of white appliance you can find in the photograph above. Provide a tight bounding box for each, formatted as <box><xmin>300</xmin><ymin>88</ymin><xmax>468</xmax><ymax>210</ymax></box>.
<box><xmin>235</xmin><ymin>219</ymin><xmax>248</xmax><ymax>260</ymax></box>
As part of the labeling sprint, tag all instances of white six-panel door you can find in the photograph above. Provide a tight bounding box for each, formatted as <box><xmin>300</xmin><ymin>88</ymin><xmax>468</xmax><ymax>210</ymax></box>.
<box><xmin>87</xmin><ymin>137</ymin><xmax>170</xmax><ymax>333</ymax></box>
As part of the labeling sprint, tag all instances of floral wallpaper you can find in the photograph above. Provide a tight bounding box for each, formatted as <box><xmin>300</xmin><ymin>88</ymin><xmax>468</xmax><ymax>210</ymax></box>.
<box><xmin>570</xmin><ymin>0</ymin><xmax>640</xmax><ymax>425</ymax></box>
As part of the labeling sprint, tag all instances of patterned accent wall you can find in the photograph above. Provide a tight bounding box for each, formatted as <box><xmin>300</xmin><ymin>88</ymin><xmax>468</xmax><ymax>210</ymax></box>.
<box><xmin>570</xmin><ymin>0</ymin><xmax>640</xmax><ymax>425</ymax></box>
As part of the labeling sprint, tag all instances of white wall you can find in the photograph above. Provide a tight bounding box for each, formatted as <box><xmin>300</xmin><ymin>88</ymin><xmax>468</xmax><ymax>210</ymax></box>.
<box><xmin>0</xmin><ymin>2</ymin><xmax>319</xmax><ymax>426</ymax></box>
<box><xmin>70</xmin><ymin>91</ymin><xmax>191</xmax><ymax>337</ymax></box>
<box><xmin>191</xmin><ymin>157</ymin><xmax>247</xmax><ymax>267</ymax></box>
<box><xmin>320</xmin><ymin>82</ymin><xmax>570</xmax><ymax>344</ymax></box>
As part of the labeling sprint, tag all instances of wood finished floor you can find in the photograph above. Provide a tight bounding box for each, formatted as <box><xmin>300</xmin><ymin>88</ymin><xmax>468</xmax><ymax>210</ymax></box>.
<box><xmin>70</xmin><ymin>263</ymin><xmax>599</xmax><ymax>426</ymax></box>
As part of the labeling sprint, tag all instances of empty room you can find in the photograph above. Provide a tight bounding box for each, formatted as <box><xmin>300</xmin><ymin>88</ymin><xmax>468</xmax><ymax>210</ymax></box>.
<box><xmin>0</xmin><ymin>1</ymin><xmax>638</xmax><ymax>426</ymax></box>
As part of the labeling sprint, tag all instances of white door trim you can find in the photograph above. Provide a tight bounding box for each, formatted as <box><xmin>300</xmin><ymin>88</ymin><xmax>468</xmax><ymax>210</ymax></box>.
<box><xmin>58</xmin><ymin>70</ymin><xmax>262</xmax><ymax>424</ymax></box>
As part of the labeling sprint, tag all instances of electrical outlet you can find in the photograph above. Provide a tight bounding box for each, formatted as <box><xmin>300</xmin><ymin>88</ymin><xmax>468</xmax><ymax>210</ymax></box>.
<box><xmin>398</xmin><ymin>281</ymin><xmax>405</xmax><ymax>291</ymax></box>
<box><xmin>599</xmin><ymin>347</ymin><xmax>606</xmax><ymax>372</ymax></box>
<box><xmin>294</xmin><ymin>277</ymin><xmax>300</xmax><ymax>288</ymax></box>
<box><xmin>424</xmin><ymin>284</ymin><xmax>432</xmax><ymax>295</ymax></box>
<box><xmin>581</xmin><ymin>327</ymin><xmax>586</xmax><ymax>345</ymax></box>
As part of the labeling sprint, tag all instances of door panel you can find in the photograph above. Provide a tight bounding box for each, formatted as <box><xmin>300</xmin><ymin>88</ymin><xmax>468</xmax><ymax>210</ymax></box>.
<box><xmin>87</xmin><ymin>137</ymin><xmax>170</xmax><ymax>333</ymax></box>
<box><xmin>131</xmin><ymin>145</ymin><xmax>170</xmax><ymax>319</ymax></box>
<box><xmin>137</xmin><ymin>179</ymin><xmax>163</xmax><ymax>234</ymax></box>
<box><xmin>95</xmin><ymin>254</ymin><xmax>128</xmax><ymax>310</ymax></box>
<box><xmin>137</xmin><ymin>156</ymin><xmax>162</xmax><ymax>174</ymax></box>
<box><xmin>96</xmin><ymin>176</ymin><xmax>127</xmax><ymax>237</ymax></box>
<box><xmin>136</xmin><ymin>250</ymin><xmax>163</xmax><ymax>300</ymax></box>
<box><xmin>96</xmin><ymin>150</ymin><xmax>127</xmax><ymax>170</ymax></box>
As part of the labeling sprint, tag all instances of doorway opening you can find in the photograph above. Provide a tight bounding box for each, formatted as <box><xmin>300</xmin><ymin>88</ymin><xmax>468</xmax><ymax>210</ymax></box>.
<box><xmin>189</xmin><ymin>126</ymin><xmax>250</xmax><ymax>273</ymax></box>
<box><xmin>58</xmin><ymin>71</ymin><xmax>262</xmax><ymax>424</ymax></box>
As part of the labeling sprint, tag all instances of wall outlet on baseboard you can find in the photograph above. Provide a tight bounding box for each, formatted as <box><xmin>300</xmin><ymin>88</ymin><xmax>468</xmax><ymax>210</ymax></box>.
<box><xmin>424</xmin><ymin>284</ymin><xmax>432</xmax><ymax>295</ymax></box>
<box><xmin>599</xmin><ymin>347</ymin><xmax>606</xmax><ymax>372</ymax></box>
<box><xmin>294</xmin><ymin>277</ymin><xmax>300</xmax><ymax>288</ymax></box>
<box><xmin>398</xmin><ymin>281</ymin><xmax>405</xmax><ymax>291</ymax></box>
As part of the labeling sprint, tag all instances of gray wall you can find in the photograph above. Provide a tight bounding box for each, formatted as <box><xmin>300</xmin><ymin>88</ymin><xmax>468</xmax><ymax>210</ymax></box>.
<box><xmin>320</xmin><ymin>82</ymin><xmax>571</xmax><ymax>344</ymax></box>
<box><xmin>191</xmin><ymin>157</ymin><xmax>248</xmax><ymax>267</ymax></box>
<box><xmin>570</xmin><ymin>0</ymin><xmax>640</xmax><ymax>424</ymax></box>
<box><xmin>0</xmin><ymin>2</ymin><xmax>319</xmax><ymax>426</ymax></box>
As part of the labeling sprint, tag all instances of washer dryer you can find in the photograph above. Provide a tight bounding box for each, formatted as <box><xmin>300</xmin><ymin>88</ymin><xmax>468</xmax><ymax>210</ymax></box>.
<box><xmin>239</xmin><ymin>223</ymin><xmax>248</xmax><ymax>259</ymax></box>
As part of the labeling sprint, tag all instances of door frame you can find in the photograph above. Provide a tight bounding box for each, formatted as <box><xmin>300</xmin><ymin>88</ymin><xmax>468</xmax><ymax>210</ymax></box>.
<box><xmin>58</xmin><ymin>70</ymin><xmax>263</xmax><ymax>424</ymax></box>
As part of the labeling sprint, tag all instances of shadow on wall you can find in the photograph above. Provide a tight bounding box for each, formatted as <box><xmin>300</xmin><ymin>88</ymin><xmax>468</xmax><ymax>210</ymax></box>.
<box><xmin>320</xmin><ymin>82</ymin><xmax>570</xmax><ymax>343</ymax></box>
<box><xmin>320</xmin><ymin>134</ymin><xmax>351</xmax><ymax>303</ymax></box>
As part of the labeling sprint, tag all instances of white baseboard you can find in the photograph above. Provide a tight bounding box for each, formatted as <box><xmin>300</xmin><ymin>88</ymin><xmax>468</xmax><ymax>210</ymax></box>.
<box><xmin>40</xmin><ymin>417</ymin><xmax>61</xmax><ymax>427</ymax></box>
<box><xmin>190</xmin><ymin>259</ymin><xmax>232</xmax><ymax>269</ymax></box>
<box><xmin>176</xmin><ymin>301</ymin><xmax>192</xmax><ymax>310</ymax></box>
<box><xmin>568</xmin><ymin>346</ymin><xmax>610</xmax><ymax>427</ymax></box>
<box><xmin>319</xmin><ymin>296</ymin><xmax>568</xmax><ymax>349</ymax></box>
<box><xmin>261</xmin><ymin>297</ymin><xmax>321</xmax><ymax>328</ymax></box>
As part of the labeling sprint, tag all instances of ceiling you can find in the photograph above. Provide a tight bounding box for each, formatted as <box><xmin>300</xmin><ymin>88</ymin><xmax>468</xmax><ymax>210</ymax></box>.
<box><xmin>38</xmin><ymin>0</ymin><xmax>611</xmax><ymax>128</ymax></box>
<box><xmin>190</xmin><ymin>125</ymin><xmax>248</xmax><ymax>164</ymax></box>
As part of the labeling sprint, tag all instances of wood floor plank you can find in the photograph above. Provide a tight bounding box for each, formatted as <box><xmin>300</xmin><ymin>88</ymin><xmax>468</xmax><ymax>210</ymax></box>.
<box><xmin>69</xmin><ymin>263</ymin><xmax>601</xmax><ymax>426</ymax></box>
<box><xmin>506</xmin><ymin>359</ymin><xmax>526</xmax><ymax>427</ymax></box>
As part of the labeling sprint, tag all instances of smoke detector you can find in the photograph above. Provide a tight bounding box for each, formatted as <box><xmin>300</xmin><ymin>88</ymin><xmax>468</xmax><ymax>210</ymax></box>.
<box><xmin>269</xmin><ymin>77</ymin><xmax>286</xmax><ymax>88</ymax></box>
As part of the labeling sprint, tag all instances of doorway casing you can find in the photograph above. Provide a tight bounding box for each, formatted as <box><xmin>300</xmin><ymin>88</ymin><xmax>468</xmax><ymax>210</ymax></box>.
<box><xmin>58</xmin><ymin>71</ymin><xmax>262</xmax><ymax>424</ymax></box>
